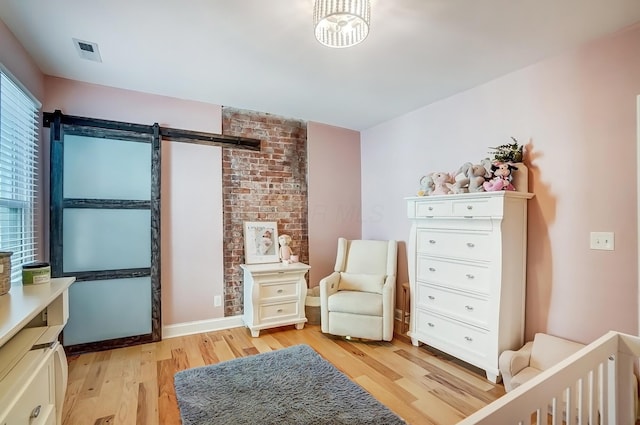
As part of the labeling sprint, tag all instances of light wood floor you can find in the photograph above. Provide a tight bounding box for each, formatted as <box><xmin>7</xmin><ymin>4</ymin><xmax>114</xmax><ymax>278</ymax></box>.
<box><xmin>61</xmin><ymin>323</ymin><xmax>506</xmax><ymax>425</ymax></box>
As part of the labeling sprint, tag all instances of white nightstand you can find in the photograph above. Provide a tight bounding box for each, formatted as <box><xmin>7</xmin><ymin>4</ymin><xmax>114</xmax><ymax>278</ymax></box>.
<box><xmin>241</xmin><ymin>262</ymin><xmax>311</xmax><ymax>337</ymax></box>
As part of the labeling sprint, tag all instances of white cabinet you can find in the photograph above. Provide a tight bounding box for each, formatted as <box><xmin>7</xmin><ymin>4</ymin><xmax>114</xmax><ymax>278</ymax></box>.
<box><xmin>241</xmin><ymin>262</ymin><xmax>311</xmax><ymax>337</ymax></box>
<box><xmin>0</xmin><ymin>277</ymin><xmax>75</xmax><ymax>424</ymax></box>
<box><xmin>406</xmin><ymin>192</ymin><xmax>533</xmax><ymax>382</ymax></box>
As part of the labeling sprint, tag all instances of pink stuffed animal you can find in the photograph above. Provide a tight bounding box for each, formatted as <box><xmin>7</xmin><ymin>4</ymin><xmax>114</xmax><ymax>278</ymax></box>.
<box><xmin>483</xmin><ymin>162</ymin><xmax>517</xmax><ymax>191</ymax></box>
<box><xmin>431</xmin><ymin>172</ymin><xmax>452</xmax><ymax>195</ymax></box>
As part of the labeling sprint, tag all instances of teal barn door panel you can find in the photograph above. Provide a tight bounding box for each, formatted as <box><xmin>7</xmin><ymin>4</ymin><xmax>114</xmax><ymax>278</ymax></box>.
<box><xmin>63</xmin><ymin>134</ymin><xmax>151</xmax><ymax>200</ymax></box>
<box><xmin>63</xmin><ymin>277</ymin><xmax>152</xmax><ymax>346</ymax></box>
<box><xmin>62</xmin><ymin>208</ymin><xmax>151</xmax><ymax>272</ymax></box>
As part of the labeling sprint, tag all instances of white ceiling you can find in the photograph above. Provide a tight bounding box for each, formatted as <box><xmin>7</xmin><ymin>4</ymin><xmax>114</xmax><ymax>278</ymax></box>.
<box><xmin>1</xmin><ymin>0</ymin><xmax>639</xmax><ymax>130</ymax></box>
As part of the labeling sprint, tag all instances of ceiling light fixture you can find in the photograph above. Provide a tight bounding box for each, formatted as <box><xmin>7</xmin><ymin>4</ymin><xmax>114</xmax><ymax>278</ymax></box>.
<box><xmin>313</xmin><ymin>0</ymin><xmax>371</xmax><ymax>48</ymax></box>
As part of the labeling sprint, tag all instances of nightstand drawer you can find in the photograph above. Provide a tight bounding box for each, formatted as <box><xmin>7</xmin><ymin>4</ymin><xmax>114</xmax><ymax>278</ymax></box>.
<box><xmin>417</xmin><ymin>284</ymin><xmax>489</xmax><ymax>329</ymax></box>
<box><xmin>260</xmin><ymin>282</ymin><xmax>299</xmax><ymax>301</ymax></box>
<box><xmin>417</xmin><ymin>229</ymin><xmax>492</xmax><ymax>261</ymax></box>
<box><xmin>417</xmin><ymin>256</ymin><xmax>490</xmax><ymax>294</ymax></box>
<box><xmin>416</xmin><ymin>310</ymin><xmax>489</xmax><ymax>359</ymax></box>
<box><xmin>259</xmin><ymin>301</ymin><xmax>299</xmax><ymax>321</ymax></box>
<box><xmin>253</xmin><ymin>271</ymin><xmax>301</xmax><ymax>284</ymax></box>
<box><xmin>1</xmin><ymin>350</ymin><xmax>54</xmax><ymax>425</ymax></box>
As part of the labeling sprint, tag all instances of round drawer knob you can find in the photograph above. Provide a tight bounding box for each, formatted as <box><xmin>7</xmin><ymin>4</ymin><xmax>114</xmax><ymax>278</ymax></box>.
<box><xmin>465</xmin><ymin>305</ymin><xmax>474</xmax><ymax>311</ymax></box>
<box><xmin>277</xmin><ymin>309</ymin><xmax>283</xmax><ymax>313</ymax></box>
<box><xmin>428</xmin><ymin>295</ymin><xmax>435</xmax><ymax>300</ymax></box>
<box><xmin>427</xmin><ymin>322</ymin><xmax>435</xmax><ymax>327</ymax></box>
<box><xmin>464</xmin><ymin>336</ymin><xmax>473</xmax><ymax>342</ymax></box>
<box><xmin>429</xmin><ymin>267</ymin><xmax>436</xmax><ymax>272</ymax></box>
<box><xmin>428</xmin><ymin>206</ymin><xmax>433</xmax><ymax>211</ymax></box>
<box><xmin>466</xmin><ymin>274</ymin><xmax>474</xmax><ymax>279</ymax></box>
<box><xmin>466</xmin><ymin>205</ymin><xmax>473</xmax><ymax>210</ymax></box>
<box><xmin>466</xmin><ymin>242</ymin><xmax>475</xmax><ymax>248</ymax></box>
<box><xmin>429</xmin><ymin>239</ymin><xmax>436</xmax><ymax>244</ymax></box>
<box><xmin>277</xmin><ymin>289</ymin><xmax>284</xmax><ymax>293</ymax></box>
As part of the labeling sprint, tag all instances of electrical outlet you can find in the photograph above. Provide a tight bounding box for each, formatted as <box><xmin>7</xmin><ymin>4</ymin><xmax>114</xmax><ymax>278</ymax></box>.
<box><xmin>590</xmin><ymin>232</ymin><xmax>614</xmax><ymax>251</ymax></box>
<box><xmin>214</xmin><ymin>295</ymin><xmax>222</xmax><ymax>307</ymax></box>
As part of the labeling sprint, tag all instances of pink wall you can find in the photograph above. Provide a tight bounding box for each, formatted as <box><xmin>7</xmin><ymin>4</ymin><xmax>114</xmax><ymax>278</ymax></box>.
<box><xmin>307</xmin><ymin>122</ymin><xmax>362</xmax><ymax>288</ymax></box>
<box><xmin>161</xmin><ymin>142</ymin><xmax>224</xmax><ymax>325</ymax></box>
<box><xmin>362</xmin><ymin>24</ymin><xmax>640</xmax><ymax>344</ymax></box>
<box><xmin>43</xmin><ymin>77</ymin><xmax>225</xmax><ymax>326</ymax></box>
<box><xmin>0</xmin><ymin>20</ymin><xmax>44</xmax><ymax>101</ymax></box>
<box><xmin>43</xmin><ymin>77</ymin><xmax>222</xmax><ymax>133</ymax></box>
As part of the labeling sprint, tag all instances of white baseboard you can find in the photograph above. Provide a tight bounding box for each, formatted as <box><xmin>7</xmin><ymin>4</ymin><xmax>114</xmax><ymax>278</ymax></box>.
<box><xmin>162</xmin><ymin>315</ymin><xmax>244</xmax><ymax>339</ymax></box>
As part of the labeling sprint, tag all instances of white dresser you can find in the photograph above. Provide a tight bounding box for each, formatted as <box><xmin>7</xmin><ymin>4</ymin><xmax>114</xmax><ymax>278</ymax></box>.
<box><xmin>406</xmin><ymin>192</ymin><xmax>533</xmax><ymax>382</ymax></box>
<box><xmin>241</xmin><ymin>262</ymin><xmax>311</xmax><ymax>337</ymax></box>
<box><xmin>0</xmin><ymin>277</ymin><xmax>75</xmax><ymax>424</ymax></box>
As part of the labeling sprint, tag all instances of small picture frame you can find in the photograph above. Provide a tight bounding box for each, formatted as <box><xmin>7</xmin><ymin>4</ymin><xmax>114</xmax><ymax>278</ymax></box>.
<box><xmin>243</xmin><ymin>221</ymin><xmax>279</xmax><ymax>264</ymax></box>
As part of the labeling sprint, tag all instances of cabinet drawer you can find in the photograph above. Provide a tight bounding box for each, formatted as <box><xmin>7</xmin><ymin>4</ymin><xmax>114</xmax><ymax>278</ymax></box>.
<box><xmin>253</xmin><ymin>271</ymin><xmax>301</xmax><ymax>284</ymax></box>
<box><xmin>451</xmin><ymin>198</ymin><xmax>502</xmax><ymax>217</ymax></box>
<box><xmin>260</xmin><ymin>282</ymin><xmax>299</xmax><ymax>301</ymax></box>
<box><xmin>417</xmin><ymin>256</ymin><xmax>490</xmax><ymax>294</ymax></box>
<box><xmin>417</xmin><ymin>284</ymin><xmax>489</xmax><ymax>329</ymax></box>
<box><xmin>1</xmin><ymin>351</ymin><xmax>53</xmax><ymax>425</ymax></box>
<box><xmin>414</xmin><ymin>200</ymin><xmax>450</xmax><ymax>217</ymax></box>
<box><xmin>259</xmin><ymin>301</ymin><xmax>298</xmax><ymax>322</ymax></box>
<box><xmin>417</xmin><ymin>229</ymin><xmax>492</xmax><ymax>261</ymax></box>
<box><xmin>415</xmin><ymin>310</ymin><xmax>489</xmax><ymax>359</ymax></box>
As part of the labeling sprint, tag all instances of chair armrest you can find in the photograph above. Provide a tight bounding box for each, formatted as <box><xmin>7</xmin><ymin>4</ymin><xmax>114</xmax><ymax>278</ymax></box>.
<box><xmin>319</xmin><ymin>272</ymin><xmax>341</xmax><ymax>333</ymax></box>
<box><xmin>499</xmin><ymin>341</ymin><xmax>533</xmax><ymax>392</ymax></box>
<box><xmin>381</xmin><ymin>275</ymin><xmax>396</xmax><ymax>341</ymax></box>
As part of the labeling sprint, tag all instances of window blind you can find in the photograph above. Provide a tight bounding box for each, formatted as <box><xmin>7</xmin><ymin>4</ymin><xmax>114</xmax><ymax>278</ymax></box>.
<box><xmin>0</xmin><ymin>69</ymin><xmax>40</xmax><ymax>284</ymax></box>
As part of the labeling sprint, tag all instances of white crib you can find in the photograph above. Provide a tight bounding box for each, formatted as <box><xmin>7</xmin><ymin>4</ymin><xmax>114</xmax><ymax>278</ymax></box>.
<box><xmin>458</xmin><ymin>331</ymin><xmax>639</xmax><ymax>425</ymax></box>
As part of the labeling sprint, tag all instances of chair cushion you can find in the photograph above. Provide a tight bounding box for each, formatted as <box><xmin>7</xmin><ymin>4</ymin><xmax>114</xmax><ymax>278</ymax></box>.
<box><xmin>509</xmin><ymin>367</ymin><xmax>541</xmax><ymax>390</ymax></box>
<box><xmin>338</xmin><ymin>272</ymin><xmax>385</xmax><ymax>294</ymax></box>
<box><xmin>343</xmin><ymin>240</ymin><xmax>391</xmax><ymax>275</ymax></box>
<box><xmin>328</xmin><ymin>291</ymin><xmax>382</xmax><ymax>316</ymax></box>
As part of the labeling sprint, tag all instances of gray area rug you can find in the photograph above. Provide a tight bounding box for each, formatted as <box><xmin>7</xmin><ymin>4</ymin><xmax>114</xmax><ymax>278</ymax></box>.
<box><xmin>174</xmin><ymin>344</ymin><xmax>406</xmax><ymax>425</ymax></box>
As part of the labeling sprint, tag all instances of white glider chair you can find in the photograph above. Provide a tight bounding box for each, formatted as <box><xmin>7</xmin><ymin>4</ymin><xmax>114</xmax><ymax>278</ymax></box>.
<box><xmin>319</xmin><ymin>238</ymin><xmax>397</xmax><ymax>341</ymax></box>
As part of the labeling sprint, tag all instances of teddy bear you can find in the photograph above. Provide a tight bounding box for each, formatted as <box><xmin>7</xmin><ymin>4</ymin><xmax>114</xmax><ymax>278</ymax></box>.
<box><xmin>480</xmin><ymin>158</ymin><xmax>494</xmax><ymax>179</ymax></box>
<box><xmin>447</xmin><ymin>162</ymin><xmax>472</xmax><ymax>194</ymax></box>
<box><xmin>467</xmin><ymin>163</ymin><xmax>488</xmax><ymax>192</ymax></box>
<box><xmin>483</xmin><ymin>162</ymin><xmax>517</xmax><ymax>192</ymax></box>
<box><xmin>431</xmin><ymin>172</ymin><xmax>453</xmax><ymax>195</ymax></box>
<box><xmin>278</xmin><ymin>234</ymin><xmax>293</xmax><ymax>262</ymax></box>
<box><xmin>417</xmin><ymin>174</ymin><xmax>435</xmax><ymax>196</ymax></box>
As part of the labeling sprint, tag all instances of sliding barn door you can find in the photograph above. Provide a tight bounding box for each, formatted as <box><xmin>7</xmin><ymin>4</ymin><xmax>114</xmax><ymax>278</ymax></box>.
<box><xmin>49</xmin><ymin>115</ymin><xmax>160</xmax><ymax>353</ymax></box>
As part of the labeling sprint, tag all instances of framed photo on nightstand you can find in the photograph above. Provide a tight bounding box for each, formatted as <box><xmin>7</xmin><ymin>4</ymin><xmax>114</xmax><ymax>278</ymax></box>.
<box><xmin>243</xmin><ymin>221</ymin><xmax>279</xmax><ymax>264</ymax></box>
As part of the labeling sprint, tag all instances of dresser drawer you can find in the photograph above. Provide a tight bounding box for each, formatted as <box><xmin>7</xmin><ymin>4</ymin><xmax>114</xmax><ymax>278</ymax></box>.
<box><xmin>451</xmin><ymin>197</ymin><xmax>502</xmax><ymax>217</ymax></box>
<box><xmin>414</xmin><ymin>200</ymin><xmax>451</xmax><ymax>217</ymax></box>
<box><xmin>416</xmin><ymin>229</ymin><xmax>492</xmax><ymax>261</ymax></box>
<box><xmin>1</xmin><ymin>350</ymin><xmax>54</xmax><ymax>425</ymax></box>
<box><xmin>411</xmin><ymin>195</ymin><xmax>504</xmax><ymax>218</ymax></box>
<box><xmin>259</xmin><ymin>301</ymin><xmax>299</xmax><ymax>322</ymax></box>
<box><xmin>417</xmin><ymin>284</ymin><xmax>489</xmax><ymax>329</ymax></box>
<box><xmin>415</xmin><ymin>310</ymin><xmax>489</xmax><ymax>359</ymax></box>
<box><xmin>417</xmin><ymin>256</ymin><xmax>491</xmax><ymax>294</ymax></box>
<box><xmin>259</xmin><ymin>282</ymin><xmax>299</xmax><ymax>301</ymax></box>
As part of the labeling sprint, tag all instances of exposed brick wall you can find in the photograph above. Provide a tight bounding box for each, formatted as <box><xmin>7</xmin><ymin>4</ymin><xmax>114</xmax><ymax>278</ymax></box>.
<box><xmin>221</xmin><ymin>107</ymin><xmax>308</xmax><ymax>316</ymax></box>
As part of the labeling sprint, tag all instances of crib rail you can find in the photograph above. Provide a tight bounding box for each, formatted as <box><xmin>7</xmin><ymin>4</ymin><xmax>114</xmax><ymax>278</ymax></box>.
<box><xmin>458</xmin><ymin>331</ymin><xmax>639</xmax><ymax>425</ymax></box>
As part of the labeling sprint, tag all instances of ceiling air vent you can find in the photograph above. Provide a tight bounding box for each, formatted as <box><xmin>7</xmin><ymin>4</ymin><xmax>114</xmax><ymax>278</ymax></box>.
<box><xmin>72</xmin><ymin>38</ymin><xmax>102</xmax><ymax>62</ymax></box>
